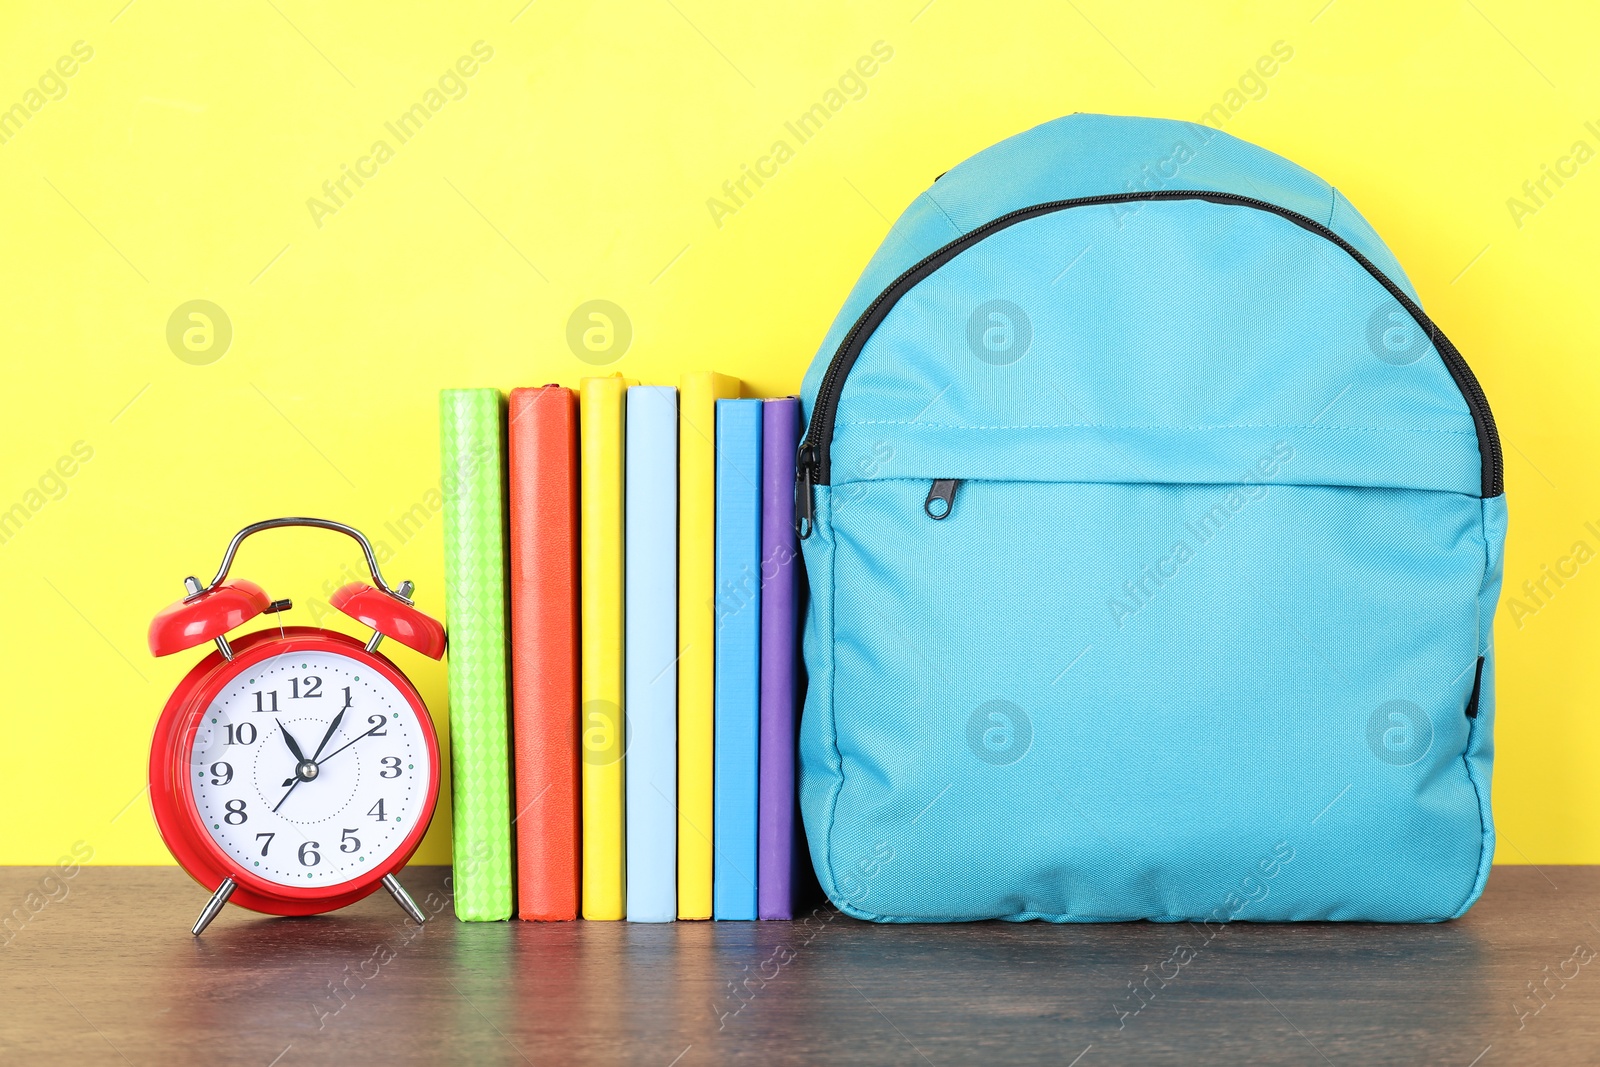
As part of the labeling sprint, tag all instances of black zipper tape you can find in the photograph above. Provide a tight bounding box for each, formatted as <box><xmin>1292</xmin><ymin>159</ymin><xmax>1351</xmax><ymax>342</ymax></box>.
<box><xmin>796</xmin><ymin>189</ymin><xmax>1502</xmax><ymax>537</ymax></box>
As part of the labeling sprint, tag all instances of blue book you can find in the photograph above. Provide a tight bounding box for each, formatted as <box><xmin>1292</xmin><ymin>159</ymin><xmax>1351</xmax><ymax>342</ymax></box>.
<box><xmin>713</xmin><ymin>398</ymin><xmax>762</xmax><ymax>920</ymax></box>
<box><xmin>625</xmin><ymin>386</ymin><xmax>679</xmax><ymax>922</ymax></box>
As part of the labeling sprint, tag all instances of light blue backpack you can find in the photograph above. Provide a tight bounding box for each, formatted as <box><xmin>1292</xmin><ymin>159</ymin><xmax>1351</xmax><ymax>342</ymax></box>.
<box><xmin>795</xmin><ymin>114</ymin><xmax>1506</xmax><ymax>923</ymax></box>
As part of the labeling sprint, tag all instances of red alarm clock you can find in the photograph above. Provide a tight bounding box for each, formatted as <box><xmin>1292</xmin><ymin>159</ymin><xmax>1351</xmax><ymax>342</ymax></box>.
<box><xmin>147</xmin><ymin>518</ymin><xmax>446</xmax><ymax>935</ymax></box>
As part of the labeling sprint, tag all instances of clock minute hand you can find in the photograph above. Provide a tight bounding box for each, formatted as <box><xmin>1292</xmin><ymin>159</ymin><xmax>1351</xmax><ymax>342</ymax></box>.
<box><xmin>309</xmin><ymin>708</ymin><xmax>345</xmax><ymax>762</ymax></box>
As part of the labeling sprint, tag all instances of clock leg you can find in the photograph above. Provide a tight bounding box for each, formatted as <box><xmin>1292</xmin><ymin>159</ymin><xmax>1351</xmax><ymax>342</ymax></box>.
<box><xmin>192</xmin><ymin>877</ymin><xmax>236</xmax><ymax>936</ymax></box>
<box><xmin>382</xmin><ymin>873</ymin><xmax>427</xmax><ymax>925</ymax></box>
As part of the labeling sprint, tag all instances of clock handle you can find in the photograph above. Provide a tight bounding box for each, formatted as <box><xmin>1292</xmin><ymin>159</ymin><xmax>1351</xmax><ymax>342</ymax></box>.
<box><xmin>200</xmin><ymin>517</ymin><xmax>415</xmax><ymax>604</ymax></box>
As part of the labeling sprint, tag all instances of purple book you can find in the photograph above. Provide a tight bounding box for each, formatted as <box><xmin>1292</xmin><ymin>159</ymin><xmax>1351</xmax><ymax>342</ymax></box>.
<box><xmin>758</xmin><ymin>398</ymin><xmax>803</xmax><ymax>919</ymax></box>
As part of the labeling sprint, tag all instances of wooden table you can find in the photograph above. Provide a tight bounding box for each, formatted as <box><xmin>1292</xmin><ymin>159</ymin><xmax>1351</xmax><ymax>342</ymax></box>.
<box><xmin>2</xmin><ymin>865</ymin><xmax>1596</xmax><ymax>1064</ymax></box>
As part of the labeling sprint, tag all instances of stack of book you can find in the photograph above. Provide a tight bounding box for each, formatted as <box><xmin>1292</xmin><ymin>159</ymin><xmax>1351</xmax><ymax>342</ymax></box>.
<box><xmin>437</xmin><ymin>375</ymin><xmax>809</xmax><ymax>923</ymax></box>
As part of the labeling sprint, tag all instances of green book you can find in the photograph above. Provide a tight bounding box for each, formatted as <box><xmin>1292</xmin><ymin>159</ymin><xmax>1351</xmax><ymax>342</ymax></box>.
<box><xmin>439</xmin><ymin>388</ymin><xmax>513</xmax><ymax>920</ymax></box>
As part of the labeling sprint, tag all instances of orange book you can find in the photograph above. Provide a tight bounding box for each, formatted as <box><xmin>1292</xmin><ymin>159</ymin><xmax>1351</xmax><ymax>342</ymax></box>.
<box><xmin>509</xmin><ymin>385</ymin><xmax>581</xmax><ymax>920</ymax></box>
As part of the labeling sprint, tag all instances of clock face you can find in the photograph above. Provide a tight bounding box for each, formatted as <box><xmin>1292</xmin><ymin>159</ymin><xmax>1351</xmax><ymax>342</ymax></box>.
<box><xmin>184</xmin><ymin>649</ymin><xmax>432</xmax><ymax>888</ymax></box>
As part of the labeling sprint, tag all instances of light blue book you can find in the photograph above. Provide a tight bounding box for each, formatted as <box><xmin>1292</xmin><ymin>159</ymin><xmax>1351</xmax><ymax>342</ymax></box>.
<box><xmin>625</xmin><ymin>386</ymin><xmax>679</xmax><ymax>922</ymax></box>
<box><xmin>713</xmin><ymin>398</ymin><xmax>762</xmax><ymax>920</ymax></box>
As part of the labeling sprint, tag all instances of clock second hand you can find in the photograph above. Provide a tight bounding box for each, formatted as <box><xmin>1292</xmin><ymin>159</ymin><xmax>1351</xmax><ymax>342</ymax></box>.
<box><xmin>315</xmin><ymin>722</ymin><xmax>383</xmax><ymax>765</ymax></box>
<box><xmin>272</xmin><ymin>778</ymin><xmax>300</xmax><ymax>813</ymax></box>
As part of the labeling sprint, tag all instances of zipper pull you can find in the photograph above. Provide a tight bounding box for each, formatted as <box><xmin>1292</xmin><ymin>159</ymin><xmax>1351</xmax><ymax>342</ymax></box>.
<box><xmin>924</xmin><ymin>479</ymin><xmax>959</xmax><ymax>520</ymax></box>
<box><xmin>795</xmin><ymin>447</ymin><xmax>817</xmax><ymax>540</ymax></box>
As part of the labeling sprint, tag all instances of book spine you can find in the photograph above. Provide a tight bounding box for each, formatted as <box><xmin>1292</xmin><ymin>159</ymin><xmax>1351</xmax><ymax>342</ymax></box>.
<box><xmin>580</xmin><ymin>375</ymin><xmax>633</xmax><ymax>920</ymax></box>
<box><xmin>439</xmin><ymin>388</ymin><xmax>514</xmax><ymax>921</ymax></box>
<box><xmin>713</xmin><ymin>399</ymin><xmax>763</xmax><ymax>921</ymax></box>
<box><xmin>758</xmin><ymin>398</ymin><xmax>802</xmax><ymax>920</ymax></box>
<box><xmin>509</xmin><ymin>386</ymin><xmax>580</xmax><ymax>921</ymax></box>
<box><xmin>677</xmin><ymin>372</ymin><xmax>739</xmax><ymax>919</ymax></box>
<box><xmin>625</xmin><ymin>386</ymin><xmax>679</xmax><ymax>922</ymax></box>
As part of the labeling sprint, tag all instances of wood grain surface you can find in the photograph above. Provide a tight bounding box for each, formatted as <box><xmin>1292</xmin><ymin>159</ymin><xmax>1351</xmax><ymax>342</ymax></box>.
<box><xmin>2</xmin><ymin>865</ymin><xmax>1597</xmax><ymax>1065</ymax></box>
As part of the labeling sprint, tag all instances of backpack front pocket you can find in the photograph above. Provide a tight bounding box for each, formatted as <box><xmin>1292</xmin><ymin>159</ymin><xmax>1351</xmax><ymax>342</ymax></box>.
<box><xmin>803</xmin><ymin>473</ymin><xmax>1493</xmax><ymax>923</ymax></box>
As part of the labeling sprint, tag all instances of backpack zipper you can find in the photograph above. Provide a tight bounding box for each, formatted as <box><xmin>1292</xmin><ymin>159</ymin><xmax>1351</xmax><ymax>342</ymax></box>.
<box><xmin>795</xmin><ymin>189</ymin><xmax>1503</xmax><ymax>538</ymax></box>
<box><xmin>924</xmin><ymin>479</ymin><xmax>959</xmax><ymax>520</ymax></box>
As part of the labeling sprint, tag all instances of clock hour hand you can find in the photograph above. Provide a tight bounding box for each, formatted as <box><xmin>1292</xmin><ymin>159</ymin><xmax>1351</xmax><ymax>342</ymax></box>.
<box><xmin>278</xmin><ymin>720</ymin><xmax>308</xmax><ymax>763</ymax></box>
<box><xmin>277</xmin><ymin>721</ymin><xmax>311</xmax><ymax>787</ymax></box>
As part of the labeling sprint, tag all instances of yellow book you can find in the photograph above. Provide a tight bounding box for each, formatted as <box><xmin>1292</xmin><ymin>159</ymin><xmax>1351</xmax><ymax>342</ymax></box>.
<box><xmin>677</xmin><ymin>371</ymin><xmax>741</xmax><ymax>919</ymax></box>
<box><xmin>581</xmin><ymin>374</ymin><xmax>635</xmax><ymax>920</ymax></box>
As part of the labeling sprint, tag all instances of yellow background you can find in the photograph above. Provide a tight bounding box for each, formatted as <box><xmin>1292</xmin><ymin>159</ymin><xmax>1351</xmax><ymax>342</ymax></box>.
<box><xmin>1</xmin><ymin>0</ymin><xmax>1594</xmax><ymax>866</ymax></box>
